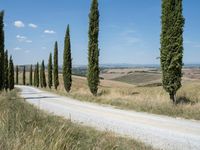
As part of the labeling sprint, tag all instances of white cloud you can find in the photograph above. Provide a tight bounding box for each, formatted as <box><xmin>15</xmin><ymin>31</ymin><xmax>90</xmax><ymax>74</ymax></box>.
<box><xmin>16</xmin><ymin>35</ymin><xmax>27</xmax><ymax>41</ymax></box>
<box><xmin>44</xmin><ymin>30</ymin><xmax>56</xmax><ymax>34</ymax></box>
<box><xmin>14</xmin><ymin>21</ymin><xmax>25</xmax><ymax>28</ymax></box>
<box><xmin>16</xmin><ymin>35</ymin><xmax>32</xmax><ymax>43</ymax></box>
<box><xmin>14</xmin><ymin>47</ymin><xmax>21</xmax><ymax>51</ymax></box>
<box><xmin>28</xmin><ymin>23</ymin><xmax>38</xmax><ymax>28</ymax></box>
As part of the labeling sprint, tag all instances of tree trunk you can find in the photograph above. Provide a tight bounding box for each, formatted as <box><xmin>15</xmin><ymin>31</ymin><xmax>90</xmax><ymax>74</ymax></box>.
<box><xmin>170</xmin><ymin>93</ymin><xmax>176</xmax><ymax>104</ymax></box>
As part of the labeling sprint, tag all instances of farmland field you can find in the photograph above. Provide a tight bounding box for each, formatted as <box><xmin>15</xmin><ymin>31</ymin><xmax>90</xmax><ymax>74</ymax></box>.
<box><xmin>15</xmin><ymin>67</ymin><xmax>200</xmax><ymax>120</ymax></box>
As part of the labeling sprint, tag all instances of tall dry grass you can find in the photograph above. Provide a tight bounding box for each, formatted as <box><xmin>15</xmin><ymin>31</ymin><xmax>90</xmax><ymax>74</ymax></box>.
<box><xmin>17</xmin><ymin>71</ymin><xmax>200</xmax><ymax>120</ymax></box>
<box><xmin>43</xmin><ymin>75</ymin><xmax>200</xmax><ymax>120</ymax></box>
<box><xmin>0</xmin><ymin>90</ymin><xmax>153</xmax><ymax>150</ymax></box>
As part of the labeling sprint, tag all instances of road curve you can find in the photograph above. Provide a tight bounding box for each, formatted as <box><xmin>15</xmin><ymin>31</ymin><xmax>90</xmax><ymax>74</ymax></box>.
<box><xmin>17</xmin><ymin>85</ymin><xmax>200</xmax><ymax>150</ymax></box>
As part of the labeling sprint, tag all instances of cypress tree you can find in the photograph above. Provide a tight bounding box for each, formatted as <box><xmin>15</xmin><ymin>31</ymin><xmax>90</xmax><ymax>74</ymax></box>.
<box><xmin>87</xmin><ymin>0</ymin><xmax>100</xmax><ymax>96</ymax></box>
<box><xmin>36</xmin><ymin>62</ymin><xmax>40</xmax><ymax>87</ymax></box>
<box><xmin>16</xmin><ymin>65</ymin><xmax>18</xmax><ymax>85</ymax></box>
<box><xmin>53</xmin><ymin>41</ymin><xmax>59</xmax><ymax>90</ymax></box>
<box><xmin>0</xmin><ymin>11</ymin><xmax>4</xmax><ymax>91</ymax></box>
<box><xmin>40</xmin><ymin>60</ymin><xmax>46</xmax><ymax>88</ymax></box>
<box><xmin>34</xmin><ymin>64</ymin><xmax>37</xmax><ymax>86</ymax></box>
<box><xmin>29</xmin><ymin>65</ymin><xmax>32</xmax><ymax>86</ymax></box>
<box><xmin>23</xmin><ymin>66</ymin><xmax>26</xmax><ymax>85</ymax></box>
<box><xmin>8</xmin><ymin>56</ymin><xmax>14</xmax><ymax>90</ymax></box>
<box><xmin>40</xmin><ymin>63</ymin><xmax>43</xmax><ymax>88</ymax></box>
<box><xmin>4</xmin><ymin>50</ymin><xmax>8</xmax><ymax>91</ymax></box>
<box><xmin>160</xmin><ymin>0</ymin><xmax>184</xmax><ymax>103</ymax></box>
<box><xmin>34</xmin><ymin>63</ymin><xmax>39</xmax><ymax>87</ymax></box>
<box><xmin>48</xmin><ymin>53</ymin><xmax>53</xmax><ymax>89</ymax></box>
<box><xmin>63</xmin><ymin>25</ymin><xmax>72</xmax><ymax>92</ymax></box>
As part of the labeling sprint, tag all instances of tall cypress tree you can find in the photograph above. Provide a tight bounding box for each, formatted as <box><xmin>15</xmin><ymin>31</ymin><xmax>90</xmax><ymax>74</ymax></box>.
<box><xmin>23</xmin><ymin>66</ymin><xmax>26</xmax><ymax>85</ymax></box>
<box><xmin>48</xmin><ymin>53</ymin><xmax>53</xmax><ymax>89</ymax></box>
<box><xmin>8</xmin><ymin>56</ymin><xmax>14</xmax><ymax>90</ymax></box>
<box><xmin>34</xmin><ymin>64</ymin><xmax>37</xmax><ymax>86</ymax></box>
<box><xmin>16</xmin><ymin>65</ymin><xmax>18</xmax><ymax>85</ymax></box>
<box><xmin>36</xmin><ymin>63</ymin><xmax>40</xmax><ymax>87</ymax></box>
<box><xmin>87</xmin><ymin>0</ymin><xmax>100</xmax><ymax>96</ymax></box>
<box><xmin>29</xmin><ymin>65</ymin><xmax>33</xmax><ymax>86</ymax></box>
<box><xmin>40</xmin><ymin>63</ymin><xmax>43</xmax><ymax>88</ymax></box>
<box><xmin>54</xmin><ymin>41</ymin><xmax>59</xmax><ymax>90</ymax></box>
<box><xmin>40</xmin><ymin>60</ymin><xmax>46</xmax><ymax>88</ymax></box>
<box><xmin>0</xmin><ymin>11</ymin><xmax>4</xmax><ymax>91</ymax></box>
<box><xmin>4</xmin><ymin>50</ymin><xmax>8</xmax><ymax>91</ymax></box>
<box><xmin>160</xmin><ymin>0</ymin><xmax>184</xmax><ymax>103</ymax></box>
<box><xmin>63</xmin><ymin>25</ymin><xmax>72</xmax><ymax>92</ymax></box>
<box><xmin>35</xmin><ymin>62</ymin><xmax>40</xmax><ymax>87</ymax></box>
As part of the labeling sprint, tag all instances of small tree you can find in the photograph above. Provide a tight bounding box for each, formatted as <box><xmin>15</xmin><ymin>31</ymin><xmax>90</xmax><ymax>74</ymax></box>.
<box><xmin>23</xmin><ymin>66</ymin><xmax>26</xmax><ymax>85</ymax></box>
<box><xmin>54</xmin><ymin>41</ymin><xmax>59</xmax><ymax>90</ymax></box>
<box><xmin>34</xmin><ymin>62</ymin><xmax>40</xmax><ymax>87</ymax></box>
<box><xmin>34</xmin><ymin>64</ymin><xmax>37</xmax><ymax>86</ymax></box>
<box><xmin>4</xmin><ymin>50</ymin><xmax>8</xmax><ymax>91</ymax></box>
<box><xmin>0</xmin><ymin>11</ymin><xmax>4</xmax><ymax>91</ymax></box>
<box><xmin>87</xmin><ymin>0</ymin><xmax>100</xmax><ymax>96</ymax></box>
<box><xmin>29</xmin><ymin>65</ymin><xmax>33</xmax><ymax>86</ymax></box>
<box><xmin>48</xmin><ymin>53</ymin><xmax>53</xmax><ymax>89</ymax></box>
<box><xmin>8</xmin><ymin>56</ymin><xmax>14</xmax><ymax>90</ymax></box>
<box><xmin>160</xmin><ymin>0</ymin><xmax>185</xmax><ymax>103</ymax></box>
<box><xmin>40</xmin><ymin>63</ymin><xmax>43</xmax><ymax>88</ymax></box>
<box><xmin>63</xmin><ymin>25</ymin><xmax>72</xmax><ymax>92</ymax></box>
<box><xmin>40</xmin><ymin>60</ymin><xmax>46</xmax><ymax>88</ymax></box>
<box><xmin>16</xmin><ymin>65</ymin><xmax>18</xmax><ymax>85</ymax></box>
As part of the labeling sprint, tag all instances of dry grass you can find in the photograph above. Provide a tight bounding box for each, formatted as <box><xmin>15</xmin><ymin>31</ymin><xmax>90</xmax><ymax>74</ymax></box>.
<box><xmin>0</xmin><ymin>90</ymin><xmax>153</xmax><ymax>150</ymax></box>
<box><xmin>112</xmin><ymin>72</ymin><xmax>161</xmax><ymax>85</ymax></box>
<box><xmin>18</xmin><ymin>71</ymin><xmax>200</xmax><ymax>120</ymax></box>
<box><xmin>42</xmin><ymin>75</ymin><xmax>200</xmax><ymax>120</ymax></box>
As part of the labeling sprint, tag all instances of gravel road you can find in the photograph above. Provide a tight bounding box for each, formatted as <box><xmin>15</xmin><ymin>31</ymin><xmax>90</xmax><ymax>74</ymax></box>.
<box><xmin>17</xmin><ymin>85</ymin><xmax>200</xmax><ymax>150</ymax></box>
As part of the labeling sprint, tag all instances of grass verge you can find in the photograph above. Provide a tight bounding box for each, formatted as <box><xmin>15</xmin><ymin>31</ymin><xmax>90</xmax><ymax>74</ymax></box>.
<box><xmin>0</xmin><ymin>89</ymin><xmax>153</xmax><ymax>150</ymax></box>
<box><xmin>42</xmin><ymin>76</ymin><xmax>200</xmax><ymax>120</ymax></box>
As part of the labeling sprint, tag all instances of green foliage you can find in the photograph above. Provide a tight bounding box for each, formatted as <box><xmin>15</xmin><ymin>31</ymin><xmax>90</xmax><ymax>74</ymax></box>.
<box><xmin>4</xmin><ymin>50</ymin><xmax>8</xmax><ymax>91</ymax></box>
<box><xmin>63</xmin><ymin>25</ymin><xmax>72</xmax><ymax>92</ymax></box>
<box><xmin>53</xmin><ymin>41</ymin><xmax>59</xmax><ymax>90</ymax></box>
<box><xmin>23</xmin><ymin>66</ymin><xmax>26</xmax><ymax>85</ymax></box>
<box><xmin>48</xmin><ymin>53</ymin><xmax>53</xmax><ymax>89</ymax></box>
<box><xmin>0</xmin><ymin>11</ymin><xmax>4</xmax><ymax>91</ymax></box>
<box><xmin>40</xmin><ymin>60</ymin><xmax>46</xmax><ymax>88</ymax></box>
<box><xmin>8</xmin><ymin>56</ymin><xmax>14</xmax><ymax>90</ymax></box>
<box><xmin>160</xmin><ymin>0</ymin><xmax>184</xmax><ymax>102</ymax></box>
<box><xmin>34</xmin><ymin>65</ymin><xmax>36</xmax><ymax>86</ymax></box>
<box><xmin>16</xmin><ymin>65</ymin><xmax>18</xmax><ymax>85</ymax></box>
<box><xmin>87</xmin><ymin>0</ymin><xmax>100</xmax><ymax>96</ymax></box>
<box><xmin>34</xmin><ymin>63</ymin><xmax>40</xmax><ymax>87</ymax></box>
<box><xmin>29</xmin><ymin>65</ymin><xmax>32</xmax><ymax>86</ymax></box>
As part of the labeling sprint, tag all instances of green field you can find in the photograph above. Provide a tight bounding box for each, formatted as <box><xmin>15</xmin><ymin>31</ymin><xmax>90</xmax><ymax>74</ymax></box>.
<box><xmin>0</xmin><ymin>90</ymin><xmax>153</xmax><ymax>150</ymax></box>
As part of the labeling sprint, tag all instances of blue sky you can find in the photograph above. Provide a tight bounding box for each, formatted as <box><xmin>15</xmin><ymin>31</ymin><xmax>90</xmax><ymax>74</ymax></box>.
<box><xmin>0</xmin><ymin>0</ymin><xmax>200</xmax><ymax>65</ymax></box>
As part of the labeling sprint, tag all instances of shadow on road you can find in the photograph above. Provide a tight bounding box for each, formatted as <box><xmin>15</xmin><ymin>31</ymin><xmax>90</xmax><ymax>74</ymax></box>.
<box><xmin>25</xmin><ymin>96</ymin><xmax>58</xmax><ymax>100</ymax></box>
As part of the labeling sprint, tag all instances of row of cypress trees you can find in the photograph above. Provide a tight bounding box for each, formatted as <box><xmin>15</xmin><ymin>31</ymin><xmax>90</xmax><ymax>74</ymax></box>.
<box><xmin>0</xmin><ymin>11</ymin><xmax>15</xmax><ymax>91</ymax></box>
<box><xmin>4</xmin><ymin>0</ymin><xmax>185</xmax><ymax>103</ymax></box>
<box><xmin>31</xmin><ymin>0</ymin><xmax>99</xmax><ymax>96</ymax></box>
<box><xmin>18</xmin><ymin>52</ymin><xmax>58</xmax><ymax>90</ymax></box>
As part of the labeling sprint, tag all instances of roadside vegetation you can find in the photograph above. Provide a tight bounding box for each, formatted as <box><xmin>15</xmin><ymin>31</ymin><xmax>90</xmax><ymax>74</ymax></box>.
<box><xmin>39</xmin><ymin>75</ymin><xmax>200</xmax><ymax>120</ymax></box>
<box><xmin>0</xmin><ymin>90</ymin><xmax>153</xmax><ymax>150</ymax></box>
